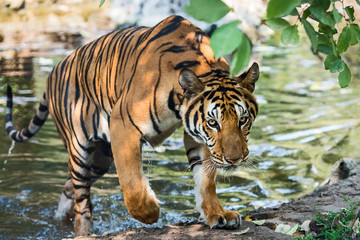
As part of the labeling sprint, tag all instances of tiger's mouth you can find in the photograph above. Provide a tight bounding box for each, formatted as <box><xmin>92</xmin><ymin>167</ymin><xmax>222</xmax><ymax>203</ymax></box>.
<box><xmin>218</xmin><ymin>164</ymin><xmax>238</xmax><ymax>172</ymax></box>
<box><xmin>209</xmin><ymin>156</ymin><xmax>241</xmax><ymax>172</ymax></box>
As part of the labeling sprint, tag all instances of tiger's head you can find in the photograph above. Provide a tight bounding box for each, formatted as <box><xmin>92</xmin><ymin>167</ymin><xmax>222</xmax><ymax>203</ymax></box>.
<box><xmin>179</xmin><ymin>63</ymin><xmax>259</xmax><ymax>170</ymax></box>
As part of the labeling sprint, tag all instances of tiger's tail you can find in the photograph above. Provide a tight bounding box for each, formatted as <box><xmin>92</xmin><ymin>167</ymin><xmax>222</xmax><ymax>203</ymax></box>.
<box><xmin>5</xmin><ymin>85</ymin><xmax>49</xmax><ymax>142</ymax></box>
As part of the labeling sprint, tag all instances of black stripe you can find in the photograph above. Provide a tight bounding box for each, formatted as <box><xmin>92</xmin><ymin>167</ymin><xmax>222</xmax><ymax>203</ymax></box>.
<box><xmin>148</xmin><ymin>15</ymin><xmax>184</xmax><ymax>44</ymax></box>
<box><xmin>193</xmin><ymin>111</ymin><xmax>199</xmax><ymax>129</ymax></box>
<box><xmin>168</xmin><ymin>89</ymin><xmax>176</xmax><ymax>114</ymax></box>
<box><xmin>73</xmin><ymin>184</ymin><xmax>91</xmax><ymax>190</ymax></box>
<box><xmin>70</xmin><ymin>168</ymin><xmax>92</xmax><ymax>182</ymax></box>
<box><xmin>39</xmin><ymin>103</ymin><xmax>48</xmax><ymax>112</ymax></box>
<box><xmin>189</xmin><ymin>156</ymin><xmax>201</xmax><ymax>165</ymax></box>
<box><xmin>149</xmin><ymin>107</ymin><xmax>161</xmax><ymax>134</ymax></box>
<box><xmin>127</xmin><ymin>106</ymin><xmax>143</xmax><ymax>135</ymax></box>
<box><xmin>80</xmin><ymin>102</ymin><xmax>89</xmax><ymax>140</ymax></box>
<box><xmin>32</xmin><ymin>115</ymin><xmax>46</xmax><ymax>126</ymax></box>
<box><xmin>22</xmin><ymin>129</ymin><xmax>33</xmax><ymax>138</ymax></box>
<box><xmin>71</xmin><ymin>155</ymin><xmax>91</xmax><ymax>171</ymax></box>
<box><xmin>75</xmin><ymin>194</ymin><xmax>90</xmax><ymax>203</ymax></box>
<box><xmin>153</xmin><ymin>54</ymin><xmax>163</xmax><ymax>123</ymax></box>
<box><xmin>185</xmin><ymin>104</ymin><xmax>195</xmax><ymax>136</ymax></box>
<box><xmin>174</xmin><ymin>60</ymin><xmax>200</xmax><ymax>70</ymax></box>
<box><xmin>155</xmin><ymin>42</ymin><xmax>172</xmax><ymax>52</ymax></box>
<box><xmin>63</xmin><ymin>190</ymin><xmax>74</xmax><ymax>199</ymax></box>
<box><xmin>161</xmin><ymin>45</ymin><xmax>187</xmax><ymax>53</ymax></box>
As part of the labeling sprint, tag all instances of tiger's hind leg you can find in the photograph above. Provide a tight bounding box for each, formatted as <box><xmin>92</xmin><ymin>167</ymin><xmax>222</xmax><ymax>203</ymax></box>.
<box><xmin>69</xmin><ymin>140</ymin><xmax>113</xmax><ymax>236</ymax></box>
<box><xmin>54</xmin><ymin>140</ymin><xmax>113</xmax><ymax>224</ymax></box>
<box><xmin>55</xmin><ymin>175</ymin><xmax>75</xmax><ymax>221</ymax></box>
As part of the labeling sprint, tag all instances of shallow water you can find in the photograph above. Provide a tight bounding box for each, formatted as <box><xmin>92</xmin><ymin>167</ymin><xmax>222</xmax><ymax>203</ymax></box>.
<box><xmin>0</xmin><ymin>42</ymin><xmax>359</xmax><ymax>239</ymax></box>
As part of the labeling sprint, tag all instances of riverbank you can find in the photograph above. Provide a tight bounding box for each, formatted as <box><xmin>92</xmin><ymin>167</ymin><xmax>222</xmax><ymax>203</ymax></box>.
<box><xmin>69</xmin><ymin>161</ymin><xmax>360</xmax><ymax>240</ymax></box>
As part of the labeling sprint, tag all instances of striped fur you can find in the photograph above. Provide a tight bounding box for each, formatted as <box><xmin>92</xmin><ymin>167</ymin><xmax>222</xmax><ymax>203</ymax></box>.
<box><xmin>5</xmin><ymin>15</ymin><xmax>259</xmax><ymax>236</ymax></box>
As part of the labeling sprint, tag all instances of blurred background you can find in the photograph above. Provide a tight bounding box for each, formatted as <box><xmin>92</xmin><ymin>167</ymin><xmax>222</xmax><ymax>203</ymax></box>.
<box><xmin>0</xmin><ymin>0</ymin><xmax>359</xmax><ymax>239</ymax></box>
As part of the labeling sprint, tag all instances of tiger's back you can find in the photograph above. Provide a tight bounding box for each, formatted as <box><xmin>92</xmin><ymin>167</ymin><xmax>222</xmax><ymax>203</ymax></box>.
<box><xmin>47</xmin><ymin>15</ymin><xmax>228</xmax><ymax>147</ymax></box>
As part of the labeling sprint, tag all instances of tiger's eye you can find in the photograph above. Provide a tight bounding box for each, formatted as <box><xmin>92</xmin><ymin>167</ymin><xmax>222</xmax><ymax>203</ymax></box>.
<box><xmin>207</xmin><ymin>119</ymin><xmax>219</xmax><ymax>129</ymax></box>
<box><xmin>239</xmin><ymin>116</ymin><xmax>248</xmax><ymax>126</ymax></box>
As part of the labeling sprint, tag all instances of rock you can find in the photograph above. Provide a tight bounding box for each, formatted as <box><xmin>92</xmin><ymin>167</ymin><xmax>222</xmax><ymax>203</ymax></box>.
<box><xmin>320</xmin><ymin>158</ymin><xmax>359</xmax><ymax>186</ymax></box>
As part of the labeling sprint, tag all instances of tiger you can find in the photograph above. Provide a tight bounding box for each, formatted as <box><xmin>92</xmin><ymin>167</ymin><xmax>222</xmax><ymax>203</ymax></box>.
<box><xmin>5</xmin><ymin>15</ymin><xmax>259</xmax><ymax>236</ymax></box>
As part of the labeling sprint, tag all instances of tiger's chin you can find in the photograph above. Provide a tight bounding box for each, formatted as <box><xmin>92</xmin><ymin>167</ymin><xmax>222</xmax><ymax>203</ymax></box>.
<box><xmin>218</xmin><ymin>164</ymin><xmax>238</xmax><ymax>172</ymax></box>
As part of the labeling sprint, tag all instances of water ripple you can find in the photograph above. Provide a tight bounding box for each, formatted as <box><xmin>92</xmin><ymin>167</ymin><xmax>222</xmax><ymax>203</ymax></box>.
<box><xmin>272</xmin><ymin>121</ymin><xmax>357</xmax><ymax>141</ymax></box>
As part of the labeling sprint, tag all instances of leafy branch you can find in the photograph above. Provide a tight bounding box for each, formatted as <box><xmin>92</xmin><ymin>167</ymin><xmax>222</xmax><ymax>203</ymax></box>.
<box><xmin>185</xmin><ymin>0</ymin><xmax>360</xmax><ymax>87</ymax></box>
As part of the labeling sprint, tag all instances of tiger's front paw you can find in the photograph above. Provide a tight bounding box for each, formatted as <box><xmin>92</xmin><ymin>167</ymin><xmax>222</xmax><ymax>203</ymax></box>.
<box><xmin>208</xmin><ymin>210</ymin><xmax>241</xmax><ymax>230</ymax></box>
<box><xmin>125</xmin><ymin>191</ymin><xmax>160</xmax><ymax>224</ymax></box>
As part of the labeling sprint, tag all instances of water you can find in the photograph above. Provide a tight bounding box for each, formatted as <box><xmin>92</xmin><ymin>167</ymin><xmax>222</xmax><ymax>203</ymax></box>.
<box><xmin>0</xmin><ymin>42</ymin><xmax>359</xmax><ymax>239</ymax></box>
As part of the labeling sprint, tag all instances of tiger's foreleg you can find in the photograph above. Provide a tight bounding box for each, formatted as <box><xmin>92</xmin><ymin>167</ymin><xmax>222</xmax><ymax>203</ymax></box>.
<box><xmin>184</xmin><ymin>133</ymin><xmax>241</xmax><ymax>229</ymax></box>
<box><xmin>110</xmin><ymin>107</ymin><xmax>160</xmax><ymax>224</ymax></box>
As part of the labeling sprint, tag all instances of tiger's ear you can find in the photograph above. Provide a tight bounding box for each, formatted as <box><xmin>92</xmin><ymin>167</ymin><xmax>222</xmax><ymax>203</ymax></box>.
<box><xmin>179</xmin><ymin>69</ymin><xmax>204</xmax><ymax>99</ymax></box>
<box><xmin>236</xmin><ymin>62</ymin><xmax>259</xmax><ymax>93</ymax></box>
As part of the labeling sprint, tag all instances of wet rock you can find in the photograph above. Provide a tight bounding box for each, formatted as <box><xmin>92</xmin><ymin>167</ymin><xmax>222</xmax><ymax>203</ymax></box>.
<box><xmin>320</xmin><ymin>158</ymin><xmax>359</xmax><ymax>186</ymax></box>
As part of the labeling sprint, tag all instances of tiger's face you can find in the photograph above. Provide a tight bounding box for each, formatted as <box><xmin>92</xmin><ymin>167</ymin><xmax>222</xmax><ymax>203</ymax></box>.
<box><xmin>180</xmin><ymin>63</ymin><xmax>259</xmax><ymax>170</ymax></box>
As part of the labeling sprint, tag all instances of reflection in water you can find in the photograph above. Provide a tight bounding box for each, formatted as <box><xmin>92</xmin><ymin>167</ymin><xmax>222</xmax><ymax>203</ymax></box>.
<box><xmin>0</xmin><ymin>43</ymin><xmax>360</xmax><ymax>238</ymax></box>
<box><xmin>272</xmin><ymin>121</ymin><xmax>358</xmax><ymax>141</ymax></box>
<box><xmin>0</xmin><ymin>52</ymin><xmax>33</xmax><ymax>78</ymax></box>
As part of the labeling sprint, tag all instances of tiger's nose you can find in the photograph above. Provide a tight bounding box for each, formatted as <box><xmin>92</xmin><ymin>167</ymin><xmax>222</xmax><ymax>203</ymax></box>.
<box><xmin>225</xmin><ymin>157</ymin><xmax>241</xmax><ymax>165</ymax></box>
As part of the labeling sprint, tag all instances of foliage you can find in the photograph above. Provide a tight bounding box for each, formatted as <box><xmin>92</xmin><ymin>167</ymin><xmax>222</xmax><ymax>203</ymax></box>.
<box><xmin>184</xmin><ymin>0</ymin><xmax>231</xmax><ymax>23</ymax></box>
<box><xmin>184</xmin><ymin>0</ymin><xmax>360</xmax><ymax>87</ymax></box>
<box><xmin>184</xmin><ymin>0</ymin><xmax>251</xmax><ymax>76</ymax></box>
<box><xmin>296</xmin><ymin>197</ymin><xmax>360</xmax><ymax>239</ymax></box>
<box><xmin>99</xmin><ymin>0</ymin><xmax>105</xmax><ymax>8</ymax></box>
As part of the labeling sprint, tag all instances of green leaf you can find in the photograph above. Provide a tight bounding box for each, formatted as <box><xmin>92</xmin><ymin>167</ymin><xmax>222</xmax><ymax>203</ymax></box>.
<box><xmin>338</xmin><ymin>64</ymin><xmax>351</xmax><ymax>88</ymax></box>
<box><xmin>286</xmin><ymin>224</ymin><xmax>299</xmax><ymax>236</ymax></box>
<box><xmin>288</xmin><ymin>8</ymin><xmax>299</xmax><ymax>16</ymax></box>
<box><xmin>266</xmin><ymin>0</ymin><xmax>300</xmax><ymax>18</ymax></box>
<box><xmin>281</xmin><ymin>25</ymin><xmax>300</xmax><ymax>45</ymax></box>
<box><xmin>302</xmin><ymin>19</ymin><xmax>318</xmax><ymax>53</ymax></box>
<box><xmin>331</xmin><ymin>7</ymin><xmax>343</xmax><ymax>24</ymax></box>
<box><xmin>337</xmin><ymin>26</ymin><xmax>351</xmax><ymax>53</ymax></box>
<box><xmin>318</xmin><ymin>22</ymin><xmax>337</xmax><ymax>35</ymax></box>
<box><xmin>275</xmin><ymin>224</ymin><xmax>291</xmax><ymax>234</ymax></box>
<box><xmin>99</xmin><ymin>0</ymin><xmax>105</xmax><ymax>7</ymax></box>
<box><xmin>233</xmin><ymin>227</ymin><xmax>250</xmax><ymax>235</ymax></box>
<box><xmin>317</xmin><ymin>0</ymin><xmax>331</xmax><ymax>10</ymax></box>
<box><xmin>345</xmin><ymin>6</ymin><xmax>355</xmax><ymax>22</ymax></box>
<box><xmin>309</xmin><ymin>5</ymin><xmax>336</xmax><ymax>29</ymax></box>
<box><xmin>210</xmin><ymin>21</ymin><xmax>243</xmax><ymax>58</ymax></box>
<box><xmin>349</xmin><ymin>23</ymin><xmax>360</xmax><ymax>45</ymax></box>
<box><xmin>324</xmin><ymin>55</ymin><xmax>344</xmax><ymax>73</ymax></box>
<box><xmin>356</xmin><ymin>0</ymin><xmax>360</xmax><ymax>5</ymax></box>
<box><xmin>252</xmin><ymin>220</ymin><xmax>266</xmax><ymax>226</ymax></box>
<box><xmin>318</xmin><ymin>44</ymin><xmax>333</xmax><ymax>54</ymax></box>
<box><xmin>266</xmin><ymin>18</ymin><xmax>290</xmax><ymax>31</ymax></box>
<box><xmin>302</xmin><ymin>8</ymin><xmax>311</xmax><ymax>20</ymax></box>
<box><xmin>184</xmin><ymin>0</ymin><xmax>231</xmax><ymax>23</ymax></box>
<box><xmin>230</xmin><ymin>37</ymin><xmax>251</xmax><ymax>75</ymax></box>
